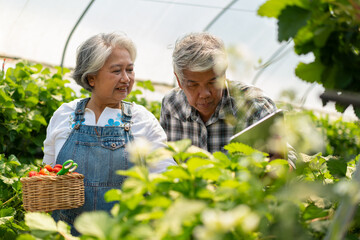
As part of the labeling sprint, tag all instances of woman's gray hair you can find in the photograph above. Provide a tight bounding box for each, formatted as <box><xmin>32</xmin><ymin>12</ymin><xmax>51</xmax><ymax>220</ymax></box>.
<box><xmin>172</xmin><ymin>32</ymin><xmax>228</xmax><ymax>83</ymax></box>
<box><xmin>73</xmin><ymin>32</ymin><xmax>137</xmax><ymax>92</ymax></box>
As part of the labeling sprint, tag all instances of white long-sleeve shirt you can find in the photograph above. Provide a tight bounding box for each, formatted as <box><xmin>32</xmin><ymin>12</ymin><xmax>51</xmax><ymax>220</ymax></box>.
<box><xmin>43</xmin><ymin>99</ymin><xmax>176</xmax><ymax>173</ymax></box>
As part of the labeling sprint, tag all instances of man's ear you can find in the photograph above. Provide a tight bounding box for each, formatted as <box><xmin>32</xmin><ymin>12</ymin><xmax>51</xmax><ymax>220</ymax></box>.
<box><xmin>174</xmin><ymin>72</ymin><xmax>183</xmax><ymax>89</ymax></box>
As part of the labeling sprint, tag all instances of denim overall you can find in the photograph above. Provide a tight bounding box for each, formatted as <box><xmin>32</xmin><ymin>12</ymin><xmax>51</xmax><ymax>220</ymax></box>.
<box><xmin>52</xmin><ymin>98</ymin><xmax>134</xmax><ymax>230</ymax></box>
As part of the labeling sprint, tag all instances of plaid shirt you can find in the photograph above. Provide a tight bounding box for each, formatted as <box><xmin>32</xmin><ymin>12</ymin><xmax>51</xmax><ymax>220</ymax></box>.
<box><xmin>160</xmin><ymin>80</ymin><xmax>277</xmax><ymax>153</ymax></box>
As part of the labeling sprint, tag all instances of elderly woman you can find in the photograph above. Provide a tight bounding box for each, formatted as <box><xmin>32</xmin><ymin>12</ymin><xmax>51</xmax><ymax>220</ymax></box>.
<box><xmin>43</xmin><ymin>32</ymin><xmax>176</xmax><ymax>229</ymax></box>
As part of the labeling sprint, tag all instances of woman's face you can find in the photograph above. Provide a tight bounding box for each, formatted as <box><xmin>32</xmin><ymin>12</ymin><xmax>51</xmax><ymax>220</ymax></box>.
<box><xmin>88</xmin><ymin>47</ymin><xmax>134</xmax><ymax>106</ymax></box>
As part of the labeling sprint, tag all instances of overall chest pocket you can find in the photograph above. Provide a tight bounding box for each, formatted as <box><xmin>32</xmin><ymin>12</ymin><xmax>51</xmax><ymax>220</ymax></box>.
<box><xmin>101</xmin><ymin>138</ymin><xmax>126</xmax><ymax>150</ymax></box>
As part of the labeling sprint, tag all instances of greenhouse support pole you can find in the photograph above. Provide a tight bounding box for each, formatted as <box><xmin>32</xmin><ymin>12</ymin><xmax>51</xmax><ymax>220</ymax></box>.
<box><xmin>170</xmin><ymin>0</ymin><xmax>238</xmax><ymax>86</ymax></box>
<box><xmin>203</xmin><ymin>0</ymin><xmax>238</xmax><ymax>31</ymax></box>
<box><xmin>60</xmin><ymin>0</ymin><xmax>95</xmax><ymax>73</ymax></box>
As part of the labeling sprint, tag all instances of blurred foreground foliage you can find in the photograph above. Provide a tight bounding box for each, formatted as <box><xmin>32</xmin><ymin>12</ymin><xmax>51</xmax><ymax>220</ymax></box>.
<box><xmin>19</xmin><ymin>140</ymin><xmax>360</xmax><ymax>240</ymax></box>
<box><xmin>1</xmin><ymin>60</ymin><xmax>360</xmax><ymax>239</ymax></box>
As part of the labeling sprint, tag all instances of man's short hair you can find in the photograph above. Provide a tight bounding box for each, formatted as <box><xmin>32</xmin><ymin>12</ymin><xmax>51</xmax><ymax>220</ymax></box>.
<box><xmin>172</xmin><ymin>32</ymin><xmax>228</xmax><ymax>83</ymax></box>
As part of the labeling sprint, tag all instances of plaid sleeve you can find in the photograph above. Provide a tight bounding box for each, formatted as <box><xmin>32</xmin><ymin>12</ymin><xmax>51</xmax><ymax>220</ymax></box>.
<box><xmin>160</xmin><ymin>98</ymin><xmax>171</xmax><ymax>141</ymax></box>
<box><xmin>245</xmin><ymin>96</ymin><xmax>277</xmax><ymax>127</ymax></box>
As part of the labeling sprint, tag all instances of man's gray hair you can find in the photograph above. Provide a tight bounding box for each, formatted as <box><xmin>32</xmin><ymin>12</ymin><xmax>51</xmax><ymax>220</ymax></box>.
<box><xmin>172</xmin><ymin>32</ymin><xmax>228</xmax><ymax>83</ymax></box>
<box><xmin>73</xmin><ymin>32</ymin><xmax>137</xmax><ymax>92</ymax></box>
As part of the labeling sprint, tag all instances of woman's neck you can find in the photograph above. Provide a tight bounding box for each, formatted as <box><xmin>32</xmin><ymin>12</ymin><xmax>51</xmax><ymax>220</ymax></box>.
<box><xmin>86</xmin><ymin>97</ymin><xmax>121</xmax><ymax>123</ymax></box>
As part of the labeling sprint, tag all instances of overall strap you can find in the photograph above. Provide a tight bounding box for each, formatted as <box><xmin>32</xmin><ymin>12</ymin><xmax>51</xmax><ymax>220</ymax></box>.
<box><xmin>121</xmin><ymin>101</ymin><xmax>133</xmax><ymax>142</ymax></box>
<box><xmin>121</xmin><ymin>101</ymin><xmax>133</xmax><ymax>124</ymax></box>
<box><xmin>74</xmin><ymin>98</ymin><xmax>90</xmax><ymax>128</ymax></box>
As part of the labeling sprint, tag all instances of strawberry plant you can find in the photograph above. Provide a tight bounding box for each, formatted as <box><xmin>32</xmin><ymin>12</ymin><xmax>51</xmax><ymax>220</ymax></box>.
<box><xmin>19</xmin><ymin>139</ymin><xmax>360</xmax><ymax>239</ymax></box>
<box><xmin>0</xmin><ymin>61</ymin><xmax>80</xmax><ymax>164</ymax></box>
<box><xmin>311</xmin><ymin>112</ymin><xmax>360</xmax><ymax>160</ymax></box>
<box><xmin>0</xmin><ymin>154</ymin><xmax>36</xmax><ymax>239</ymax></box>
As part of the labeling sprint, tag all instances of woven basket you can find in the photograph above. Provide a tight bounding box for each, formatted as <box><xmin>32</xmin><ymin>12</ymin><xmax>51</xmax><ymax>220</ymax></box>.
<box><xmin>21</xmin><ymin>174</ymin><xmax>85</xmax><ymax>212</ymax></box>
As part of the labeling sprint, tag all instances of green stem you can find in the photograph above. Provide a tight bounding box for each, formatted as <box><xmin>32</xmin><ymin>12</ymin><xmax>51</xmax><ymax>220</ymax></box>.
<box><xmin>2</xmin><ymin>194</ymin><xmax>17</xmax><ymax>206</ymax></box>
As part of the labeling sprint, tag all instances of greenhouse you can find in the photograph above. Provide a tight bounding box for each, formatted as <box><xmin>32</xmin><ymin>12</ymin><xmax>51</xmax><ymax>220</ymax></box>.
<box><xmin>1</xmin><ymin>0</ymin><xmax>359</xmax><ymax>239</ymax></box>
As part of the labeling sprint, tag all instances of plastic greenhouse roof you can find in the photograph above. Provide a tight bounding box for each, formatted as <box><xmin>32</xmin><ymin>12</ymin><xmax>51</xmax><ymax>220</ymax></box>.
<box><xmin>0</xmin><ymin>0</ymin><xmax>356</xmax><ymax>119</ymax></box>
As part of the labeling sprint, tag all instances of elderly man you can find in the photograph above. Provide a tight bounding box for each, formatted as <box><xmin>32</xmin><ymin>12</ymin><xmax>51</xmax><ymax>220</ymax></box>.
<box><xmin>160</xmin><ymin>32</ymin><xmax>280</xmax><ymax>154</ymax></box>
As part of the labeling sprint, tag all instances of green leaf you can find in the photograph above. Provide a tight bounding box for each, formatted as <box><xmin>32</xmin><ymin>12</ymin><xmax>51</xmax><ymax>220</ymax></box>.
<box><xmin>327</xmin><ymin>158</ymin><xmax>347</xmax><ymax>178</ymax></box>
<box><xmin>166</xmin><ymin>139</ymin><xmax>192</xmax><ymax>153</ymax></box>
<box><xmin>0</xmin><ymin>88</ymin><xmax>13</xmax><ymax>105</ymax></box>
<box><xmin>224</xmin><ymin>142</ymin><xmax>266</xmax><ymax>156</ymax></box>
<box><xmin>135</xmin><ymin>211</ymin><xmax>164</xmax><ymax>221</ymax></box>
<box><xmin>354</xmin><ymin>106</ymin><xmax>360</xmax><ymax>119</ymax></box>
<box><xmin>25</xmin><ymin>212</ymin><xmax>57</xmax><ymax>232</ymax></box>
<box><xmin>0</xmin><ymin>175</ymin><xmax>17</xmax><ymax>185</ymax></box>
<box><xmin>31</xmin><ymin>64</ymin><xmax>43</xmax><ymax>73</ymax></box>
<box><xmin>295</xmin><ymin>61</ymin><xmax>325</xmax><ymax>84</ymax></box>
<box><xmin>257</xmin><ymin>0</ymin><xmax>306</xmax><ymax>18</ymax></box>
<box><xmin>293</xmin><ymin>26</ymin><xmax>315</xmax><ymax>55</ymax></box>
<box><xmin>25</xmin><ymin>82</ymin><xmax>39</xmax><ymax>95</ymax></box>
<box><xmin>146</xmin><ymin>147</ymin><xmax>174</xmax><ymax>164</ymax></box>
<box><xmin>41</xmin><ymin>68</ymin><xmax>51</xmax><ymax>75</ymax></box>
<box><xmin>334</xmin><ymin>69</ymin><xmax>352</xmax><ymax>89</ymax></box>
<box><xmin>56</xmin><ymin>220</ymin><xmax>77</xmax><ymax>240</ymax></box>
<box><xmin>220</xmin><ymin>179</ymin><xmax>242</xmax><ymax>188</ymax></box>
<box><xmin>158</xmin><ymin>199</ymin><xmax>206</xmax><ymax>235</ymax></box>
<box><xmin>313</xmin><ymin>25</ymin><xmax>334</xmax><ymax>48</ymax></box>
<box><xmin>117</xmin><ymin>167</ymin><xmax>147</xmax><ymax>181</ymax></box>
<box><xmin>25</xmin><ymin>96</ymin><xmax>39</xmax><ymax>107</ymax></box>
<box><xmin>321</xmin><ymin>65</ymin><xmax>338</xmax><ymax>89</ymax></box>
<box><xmin>335</xmin><ymin>102</ymin><xmax>349</xmax><ymax>114</ymax></box>
<box><xmin>278</xmin><ymin>6</ymin><xmax>311</xmax><ymax>42</ymax></box>
<box><xmin>137</xmin><ymin>80</ymin><xmax>155</xmax><ymax>91</ymax></box>
<box><xmin>0</xmin><ymin>216</ymin><xmax>13</xmax><ymax>225</ymax></box>
<box><xmin>145</xmin><ymin>196</ymin><xmax>172</xmax><ymax>208</ymax></box>
<box><xmin>302</xmin><ymin>203</ymin><xmax>328</xmax><ymax>221</ymax></box>
<box><xmin>186</xmin><ymin>157</ymin><xmax>214</xmax><ymax>174</ymax></box>
<box><xmin>196</xmin><ymin>167</ymin><xmax>222</xmax><ymax>181</ymax></box>
<box><xmin>29</xmin><ymin>111</ymin><xmax>47</xmax><ymax>126</ymax></box>
<box><xmin>8</xmin><ymin>155</ymin><xmax>21</xmax><ymax>165</ymax></box>
<box><xmin>16</xmin><ymin>234</ymin><xmax>37</xmax><ymax>240</ymax></box>
<box><xmin>0</xmin><ymin>226</ymin><xmax>17</xmax><ymax>240</ymax></box>
<box><xmin>104</xmin><ymin>189</ymin><xmax>122</xmax><ymax>202</ymax></box>
<box><xmin>74</xmin><ymin>211</ymin><xmax>116</xmax><ymax>239</ymax></box>
<box><xmin>0</xmin><ymin>207</ymin><xmax>16</xmax><ymax>217</ymax></box>
<box><xmin>163</xmin><ymin>167</ymin><xmax>191</xmax><ymax>180</ymax></box>
<box><xmin>186</xmin><ymin>145</ymin><xmax>212</xmax><ymax>158</ymax></box>
<box><xmin>55</xmin><ymin>66</ymin><xmax>70</xmax><ymax>75</ymax></box>
<box><xmin>309</xmin><ymin>155</ymin><xmax>327</xmax><ymax>171</ymax></box>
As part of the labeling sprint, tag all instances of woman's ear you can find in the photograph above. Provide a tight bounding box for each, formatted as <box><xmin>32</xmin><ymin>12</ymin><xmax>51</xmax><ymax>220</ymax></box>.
<box><xmin>87</xmin><ymin>74</ymin><xmax>95</xmax><ymax>87</ymax></box>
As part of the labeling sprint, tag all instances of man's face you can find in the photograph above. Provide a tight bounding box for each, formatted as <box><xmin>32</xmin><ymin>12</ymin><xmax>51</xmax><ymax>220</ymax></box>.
<box><xmin>177</xmin><ymin>69</ymin><xmax>225</xmax><ymax>123</ymax></box>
